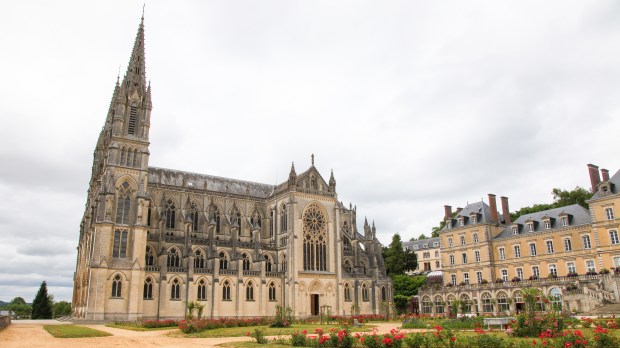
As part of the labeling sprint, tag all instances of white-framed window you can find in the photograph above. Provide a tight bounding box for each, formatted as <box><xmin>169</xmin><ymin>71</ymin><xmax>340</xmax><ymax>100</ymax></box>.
<box><xmin>473</xmin><ymin>233</ymin><xmax>479</xmax><ymax>243</ymax></box>
<box><xmin>561</xmin><ymin>216</ymin><xmax>569</xmax><ymax>227</ymax></box>
<box><xmin>512</xmin><ymin>226</ymin><xmax>518</xmax><ymax>235</ymax></box>
<box><xmin>610</xmin><ymin>230</ymin><xmax>619</xmax><ymax>245</ymax></box>
<box><xmin>476</xmin><ymin>271</ymin><xmax>483</xmax><ymax>284</ymax></box>
<box><xmin>451</xmin><ymin>274</ymin><xmax>457</xmax><ymax>285</ymax></box>
<box><xmin>544</xmin><ymin>220</ymin><xmax>551</xmax><ymax>229</ymax></box>
<box><xmin>564</xmin><ymin>238</ymin><xmax>572</xmax><ymax>251</ymax></box>
<box><xmin>413</xmin><ymin>245</ymin><xmax>419</xmax><ymax>250</ymax></box>
<box><xmin>516</xmin><ymin>268</ymin><xmax>524</xmax><ymax>280</ymax></box>
<box><xmin>527</xmin><ymin>223</ymin><xmax>534</xmax><ymax>232</ymax></box>
<box><xmin>448</xmin><ymin>238</ymin><xmax>453</xmax><ymax>247</ymax></box>
<box><xmin>499</xmin><ymin>247</ymin><xmax>506</xmax><ymax>260</ymax></box>
<box><xmin>532</xmin><ymin>266</ymin><xmax>540</xmax><ymax>278</ymax></box>
<box><xmin>606</xmin><ymin>207</ymin><xmax>615</xmax><ymax>220</ymax></box>
<box><xmin>501</xmin><ymin>269</ymin><xmax>508</xmax><ymax>281</ymax></box>
<box><xmin>471</xmin><ymin>215</ymin><xmax>477</xmax><ymax>224</ymax></box>
<box><xmin>529</xmin><ymin>243</ymin><xmax>537</xmax><ymax>256</ymax></box>
<box><xmin>433</xmin><ymin>242</ymin><xmax>439</xmax><ymax>247</ymax></box>
<box><xmin>423</xmin><ymin>243</ymin><xmax>428</xmax><ymax>248</ymax></box>
<box><xmin>423</xmin><ymin>252</ymin><xmax>430</xmax><ymax>259</ymax></box>
<box><xmin>460</xmin><ymin>236</ymin><xmax>466</xmax><ymax>246</ymax></box>
<box><xmin>459</xmin><ymin>218</ymin><xmax>464</xmax><ymax>227</ymax></box>
<box><xmin>463</xmin><ymin>273</ymin><xmax>469</xmax><ymax>284</ymax></box>
<box><xmin>514</xmin><ymin>245</ymin><xmax>521</xmax><ymax>258</ymax></box>
<box><xmin>475</xmin><ymin>250</ymin><xmax>481</xmax><ymax>262</ymax></box>
<box><xmin>449</xmin><ymin>255</ymin><xmax>455</xmax><ymax>266</ymax></box>
<box><xmin>549</xmin><ymin>264</ymin><xmax>557</xmax><ymax>277</ymax></box>
<box><xmin>586</xmin><ymin>260</ymin><xmax>596</xmax><ymax>273</ymax></box>
<box><xmin>614</xmin><ymin>256</ymin><xmax>620</xmax><ymax>268</ymax></box>
<box><xmin>567</xmin><ymin>262</ymin><xmax>576</xmax><ymax>274</ymax></box>
<box><xmin>462</xmin><ymin>253</ymin><xmax>468</xmax><ymax>264</ymax></box>
<box><xmin>546</xmin><ymin>240</ymin><xmax>554</xmax><ymax>254</ymax></box>
<box><xmin>582</xmin><ymin>235</ymin><xmax>592</xmax><ymax>249</ymax></box>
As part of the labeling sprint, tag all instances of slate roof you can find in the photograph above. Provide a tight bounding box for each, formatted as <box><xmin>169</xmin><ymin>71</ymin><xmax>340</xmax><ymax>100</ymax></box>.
<box><xmin>591</xmin><ymin>168</ymin><xmax>620</xmax><ymax>199</ymax></box>
<box><xmin>403</xmin><ymin>237</ymin><xmax>441</xmax><ymax>250</ymax></box>
<box><xmin>148</xmin><ymin>167</ymin><xmax>275</xmax><ymax>199</ymax></box>
<box><xmin>441</xmin><ymin>201</ymin><xmax>497</xmax><ymax>232</ymax></box>
<box><xmin>494</xmin><ymin>204</ymin><xmax>590</xmax><ymax>240</ymax></box>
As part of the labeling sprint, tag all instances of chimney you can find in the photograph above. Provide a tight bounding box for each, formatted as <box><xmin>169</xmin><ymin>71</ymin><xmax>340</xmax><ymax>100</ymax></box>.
<box><xmin>588</xmin><ymin>164</ymin><xmax>601</xmax><ymax>193</ymax></box>
<box><xmin>456</xmin><ymin>207</ymin><xmax>463</xmax><ymax>214</ymax></box>
<box><xmin>488</xmin><ymin>194</ymin><xmax>498</xmax><ymax>224</ymax></box>
<box><xmin>444</xmin><ymin>205</ymin><xmax>452</xmax><ymax>221</ymax></box>
<box><xmin>500</xmin><ymin>196</ymin><xmax>511</xmax><ymax>225</ymax></box>
<box><xmin>601</xmin><ymin>168</ymin><xmax>610</xmax><ymax>182</ymax></box>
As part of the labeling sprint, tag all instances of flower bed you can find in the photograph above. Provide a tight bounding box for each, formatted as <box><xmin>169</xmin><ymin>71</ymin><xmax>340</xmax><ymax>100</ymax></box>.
<box><xmin>178</xmin><ymin>317</ymin><xmax>271</xmax><ymax>333</ymax></box>
<box><xmin>142</xmin><ymin>319</ymin><xmax>178</xmax><ymax>328</ymax></box>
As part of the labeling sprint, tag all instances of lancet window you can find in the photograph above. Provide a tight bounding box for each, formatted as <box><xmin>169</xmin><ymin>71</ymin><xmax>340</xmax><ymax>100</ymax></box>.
<box><xmin>116</xmin><ymin>181</ymin><xmax>131</xmax><ymax>225</ymax></box>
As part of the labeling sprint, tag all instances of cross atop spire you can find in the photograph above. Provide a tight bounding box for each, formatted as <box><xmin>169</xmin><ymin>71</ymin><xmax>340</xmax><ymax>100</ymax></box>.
<box><xmin>122</xmin><ymin>16</ymin><xmax>147</xmax><ymax>91</ymax></box>
<box><xmin>311</xmin><ymin>153</ymin><xmax>315</xmax><ymax>166</ymax></box>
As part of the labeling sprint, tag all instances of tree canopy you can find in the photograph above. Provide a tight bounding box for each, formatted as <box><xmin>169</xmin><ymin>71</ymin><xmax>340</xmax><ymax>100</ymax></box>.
<box><xmin>31</xmin><ymin>281</ymin><xmax>52</xmax><ymax>319</ymax></box>
<box><xmin>382</xmin><ymin>233</ymin><xmax>417</xmax><ymax>276</ymax></box>
<box><xmin>8</xmin><ymin>296</ymin><xmax>31</xmax><ymax>318</ymax></box>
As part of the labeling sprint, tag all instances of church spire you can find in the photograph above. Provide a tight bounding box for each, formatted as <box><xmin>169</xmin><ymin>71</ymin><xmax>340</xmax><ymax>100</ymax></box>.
<box><xmin>288</xmin><ymin>162</ymin><xmax>297</xmax><ymax>188</ymax></box>
<box><xmin>122</xmin><ymin>16</ymin><xmax>146</xmax><ymax>91</ymax></box>
<box><xmin>329</xmin><ymin>169</ymin><xmax>336</xmax><ymax>192</ymax></box>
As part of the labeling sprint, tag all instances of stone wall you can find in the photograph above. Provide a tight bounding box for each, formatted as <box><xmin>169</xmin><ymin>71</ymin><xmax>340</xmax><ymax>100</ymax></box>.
<box><xmin>0</xmin><ymin>315</ymin><xmax>11</xmax><ymax>329</ymax></box>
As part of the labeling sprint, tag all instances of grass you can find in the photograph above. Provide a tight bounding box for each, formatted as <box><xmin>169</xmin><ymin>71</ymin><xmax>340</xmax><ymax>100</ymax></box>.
<box><xmin>171</xmin><ymin>323</ymin><xmax>374</xmax><ymax>338</ymax></box>
<box><xmin>218</xmin><ymin>342</ymin><xmax>290</xmax><ymax>348</ymax></box>
<box><xmin>105</xmin><ymin>322</ymin><xmax>178</xmax><ymax>331</ymax></box>
<box><xmin>43</xmin><ymin>325</ymin><xmax>112</xmax><ymax>338</ymax></box>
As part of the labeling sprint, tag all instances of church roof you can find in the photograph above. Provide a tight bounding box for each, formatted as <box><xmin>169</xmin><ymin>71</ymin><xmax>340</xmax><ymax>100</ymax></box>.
<box><xmin>148</xmin><ymin>167</ymin><xmax>275</xmax><ymax>199</ymax></box>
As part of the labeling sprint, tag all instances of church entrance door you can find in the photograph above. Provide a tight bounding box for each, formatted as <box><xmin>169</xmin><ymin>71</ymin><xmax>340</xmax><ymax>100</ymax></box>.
<box><xmin>310</xmin><ymin>294</ymin><xmax>319</xmax><ymax>315</ymax></box>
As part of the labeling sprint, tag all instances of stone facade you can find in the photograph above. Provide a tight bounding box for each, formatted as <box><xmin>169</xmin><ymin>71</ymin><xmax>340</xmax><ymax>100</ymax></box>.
<box><xmin>402</xmin><ymin>238</ymin><xmax>442</xmax><ymax>274</ymax></box>
<box><xmin>418</xmin><ymin>164</ymin><xmax>620</xmax><ymax>315</ymax></box>
<box><xmin>72</xmin><ymin>18</ymin><xmax>392</xmax><ymax>321</ymax></box>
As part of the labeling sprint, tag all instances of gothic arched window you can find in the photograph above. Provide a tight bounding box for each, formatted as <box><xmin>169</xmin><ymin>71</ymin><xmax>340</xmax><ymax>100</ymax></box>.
<box><xmin>302</xmin><ymin>204</ymin><xmax>327</xmax><ymax>271</ymax></box>
<box><xmin>143</xmin><ymin>277</ymin><xmax>153</xmax><ymax>299</ymax></box>
<box><xmin>280</xmin><ymin>253</ymin><xmax>287</xmax><ymax>272</ymax></box>
<box><xmin>145</xmin><ymin>245</ymin><xmax>154</xmax><ymax>266</ymax></box>
<box><xmin>246</xmin><ymin>281</ymin><xmax>254</xmax><ymax>301</ymax></box>
<box><xmin>194</xmin><ymin>249</ymin><xmax>205</xmax><ymax>269</ymax></box>
<box><xmin>171</xmin><ymin>278</ymin><xmax>180</xmax><ymax>300</ymax></box>
<box><xmin>208</xmin><ymin>205</ymin><xmax>221</xmax><ymax>234</ymax></box>
<box><xmin>242</xmin><ymin>253</ymin><xmax>251</xmax><ymax>271</ymax></box>
<box><xmin>280</xmin><ymin>204</ymin><xmax>288</xmax><ymax>233</ymax></box>
<box><xmin>265</xmin><ymin>254</ymin><xmax>272</xmax><ymax>272</ymax></box>
<box><xmin>189</xmin><ymin>202</ymin><xmax>199</xmax><ymax>232</ymax></box>
<box><xmin>219</xmin><ymin>252</ymin><xmax>229</xmax><ymax>270</ymax></box>
<box><xmin>120</xmin><ymin>146</ymin><xmax>126</xmax><ymax>165</ymax></box>
<box><xmin>132</xmin><ymin>149</ymin><xmax>139</xmax><ymax>167</ymax></box>
<box><xmin>165</xmin><ymin>199</ymin><xmax>176</xmax><ymax>230</ymax></box>
<box><xmin>116</xmin><ymin>182</ymin><xmax>131</xmax><ymax>225</ymax></box>
<box><xmin>362</xmin><ymin>283</ymin><xmax>369</xmax><ymax>302</ymax></box>
<box><xmin>344</xmin><ymin>283</ymin><xmax>351</xmax><ymax>302</ymax></box>
<box><xmin>197</xmin><ymin>279</ymin><xmax>207</xmax><ymax>300</ymax></box>
<box><xmin>269</xmin><ymin>210</ymin><xmax>274</xmax><ymax>237</ymax></box>
<box><xmin>268</xmin><ymin>282</ymin><xmax>276</xmax><ymax>301</ymax></box>
<box><xmin>381</xmin><ymin>286</ymin><xmax>387</xmax><ymax>301</ymax></box>
<box><xmin>167</xmin><ymin>248</ymin><xmax>180</xmax><ymax>268</ymax></box>
<box><xmin>222</xmin><ymin>280</ymin><xmax>231</xmax><ymax>300</ymax></box>
<box><xmin>111</xmin><ymin>274</ymin><xmax>122</xmax><ymax>298</ymax></box>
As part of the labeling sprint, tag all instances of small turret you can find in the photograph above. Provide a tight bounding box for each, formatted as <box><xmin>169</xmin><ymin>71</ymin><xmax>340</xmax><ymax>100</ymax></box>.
<box><xmin>288</xmin><ymin>162</ymin><xmax>297</xmax><ymax>188</ymax></box>
<box><xmin>329</xmin><ymin>169</ymin><xmax>336</xmax><ymax>192</ymax></box>
<box><xmin>371</xmin><ymin>220</ymin><xmax>376</xmax><ymax>239</ymax></box>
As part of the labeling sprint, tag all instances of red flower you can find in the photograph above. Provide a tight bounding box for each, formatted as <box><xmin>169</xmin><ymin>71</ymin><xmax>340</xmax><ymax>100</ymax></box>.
<box><xmin>532</xmin><ymin>340</ymin><xmax>537</xmax><ymax>345</ymax></box>
<box><xmin>451</xmin><ymin>337</ymin><xmax>456</xmax><ymax>341</ymax></box>
<box><xmin>564</xmin><ymin>342</ymin><xmax>572</xmax><ymax>348</ymax></box>
<box><xmin>246</xmin><ymin>332</ymin><xmax>251</xmax><ymax>336</ymax></box>
<box><xmin>382</xmin><ymin>337</ymin><xmax>393</xmax><ymax>345</ymax></box>
<box><xmin>434</xmin><ymin>325</ymin><xmax>443</xmax><ymax>331</ymax></box>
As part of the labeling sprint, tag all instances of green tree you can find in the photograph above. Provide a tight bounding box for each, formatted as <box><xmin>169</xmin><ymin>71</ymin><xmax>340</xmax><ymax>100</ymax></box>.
<box><xmin>383</xmin><ymin>233</ymin><xmax>417</xmax><ymax>275</ymax></box>
<box><xmin>52</xmin><ymin>301</ymin><xmax>72</xmax><ymax>318</ymax></box>
<box><xmin>8</xmin><ymin>297</ymin><xmax>31</xmax><ymax>318</ymax></box>
<box><xmin>418</xmin><ymin>233</ymin><xmax>428</xmax><ymax>240</ymax></box>
<box><xmin>31</xmin><ymin>281</ymin><xmax>52</xmax><ymax>319</ymax></box>
<box><xmin>391</xmin><ymin>274</ymin><xmax>426</xmax><ymax>297</ymax></box>
<box><xmin>510</xmin><ymin>186</ymin><xmax>592</xmax><ymax>221</ymax></box>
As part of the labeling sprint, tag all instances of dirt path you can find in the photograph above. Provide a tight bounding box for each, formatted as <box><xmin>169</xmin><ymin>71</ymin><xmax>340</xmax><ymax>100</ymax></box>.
<box><xmin>0</xmin><ymin>321</ymin><xmax>407</xmax><ymax>348</ymax></box>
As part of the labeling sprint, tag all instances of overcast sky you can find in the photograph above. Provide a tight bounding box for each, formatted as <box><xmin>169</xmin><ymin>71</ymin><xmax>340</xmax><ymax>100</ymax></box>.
<box><xmin>1</xmin><ymin>1</ymin><xmax>619</xmax><ymax>302</ymax></box>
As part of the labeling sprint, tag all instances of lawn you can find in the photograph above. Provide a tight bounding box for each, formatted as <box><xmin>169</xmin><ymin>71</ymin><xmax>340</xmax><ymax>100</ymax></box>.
<box><xmin>106</xmin><ymin>322</ymin><xmax>178</xmax><ymax>331</ymax></box>
<box><xmin>219</xmin><ymin>342</ymin><xmax>290</xmax><ymax>348</ymax></box>
<box><xmin>43</xmin><ymin>325</ymin><xmax>112</xmax><ymax>338</ymax></box>
<box><xmin>171</xmin><ymin>323</ymin><xmax>374</xmax><ymax>338</ymax></box>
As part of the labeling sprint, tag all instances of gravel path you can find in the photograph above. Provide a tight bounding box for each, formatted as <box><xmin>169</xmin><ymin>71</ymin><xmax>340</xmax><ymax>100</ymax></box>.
<box><xmin>0</xmin><ymin>321</ymin><xmax>408</xmax><ymax>348</ymax></box>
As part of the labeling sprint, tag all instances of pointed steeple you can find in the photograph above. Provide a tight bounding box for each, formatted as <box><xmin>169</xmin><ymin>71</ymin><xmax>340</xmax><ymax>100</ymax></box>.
<box><xmin>328</xmin><ymin>169</ymin><xmax>336</xmax><ymax>192</ymax></box>
<box><xmin>122</xmin><ymin>15</ymin><xmax>147</xmax><ymax>91</ymax></box>
<box><xmin>288</xmin><ymin>162</ymin><xmax>297</xmax><ymax>188</ymax></box>
<box><xmin>371</xmin><ymin>220</ymin><xmax>376</xmax><ymax>238</ymax></box>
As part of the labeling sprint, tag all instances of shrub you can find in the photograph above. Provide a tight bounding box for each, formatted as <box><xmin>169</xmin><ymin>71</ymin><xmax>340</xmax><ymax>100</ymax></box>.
<box><xmin>404</xmin><ymin>333</ymin><xmax>431</xmax><ymax>348</ymax></box>
<box><xmin>178</xmin><ymin>317</ymin><xmax>270</xmax><ymax>333</ymax></box>
<box><xmin>142</xmin><ymin>319</ymin><xmax>177</xmax><ymax>328</ymax></box>
<box><xmin>512</xmin><ymin>277</ymin><xmax>521</xmax><ymax>282</ymax></box>
<box><xmin>554</xmin><ymin>329</ymin><xmax>588</xmax><ymax>348</ymax></box>
<box><xmin>592</xmin><ymin>326</ymin><xmax>620</xmax><ymax>348</ymax></box>
<box><xmin>495</xmin><ymin>278</ymin><xmax>504</xmax><ymax>283</ymax></box>
<box><xmin>249</xmin><ymin>327</ymin><xmax>268</xmax><ymax>344</ymax></box>
<box><xmin>480</xmin><ymin>279</ymin><xmax>489</xmax><ymax>284</ymax></box>
<box><xmin>291</xmin><ymin>331</ymin><xmax>308</xmax><ymax>346</ymax></box>
<box><xmin>270</xmin><ymin>305</ymin><xmax>293</xmax><ymax>328</ymax></box>
<box><xmin>600</xmin><ymin>268</ymin><xmax>611</xmax><ymax>275</ymax></box>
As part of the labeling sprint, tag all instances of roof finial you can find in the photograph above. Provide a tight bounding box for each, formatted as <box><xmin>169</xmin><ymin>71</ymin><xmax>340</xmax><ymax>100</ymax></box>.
<box><xmin>142</xmin><ymin>3</ymin><xmax>145</xmax><ymax>20</ymax></box>
<box><xmin>311</xmin><ymin>153</ymin><xmax>314</xmax><ymax>166</ymax></box>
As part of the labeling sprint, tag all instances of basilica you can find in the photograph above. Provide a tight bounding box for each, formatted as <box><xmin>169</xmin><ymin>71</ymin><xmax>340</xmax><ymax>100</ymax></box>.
<box><xmin>72</xmin><ymin>18</ymin><xmax>392</xmax><ymax>321</ymax></box>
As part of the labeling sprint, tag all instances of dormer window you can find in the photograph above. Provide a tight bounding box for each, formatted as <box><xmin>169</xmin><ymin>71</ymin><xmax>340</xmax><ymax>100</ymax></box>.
<box><xmin>423</xmin><ymin>244</ymin><xmax>428</xmax><ymax>248</ymax></box>
<box><xmin>527</xmin><ymin>222</ymin><xmax>534</xmax><ymax>232</ymax></box>
<box><xmin>433</xmin><ymin>242</ymin><xmax>439</xmax><ymax>247</ymax></box>
<box><xmin>560</xmin><ymin>216</ymin><xmax>569</xmax><ymax>227</ymax></box>
<box><xmin>511</xmin><ymin>225</ymin><xmax>518</xmax><ymax>235</ymax></box>
<box><xmin>470</xmin><ymin>214</ymin><xmax>477</xmax><ymax>224</ymax></box>
<box><xmin>543</xmin><ymin>219</ymin><xmax>551</xmax><ymax>229</ymax></box>
<box><xmin>413</xmin><ymin>245</ymin><xmax>419</xmax><ymax>250</ymax></box>
<box><xmin>446</xmin><ymin>220</ymin><xmax>452</xmax><ymax>229</ymax></box>
<box><xmin>458</xmin><ymin>217</ymin><xmax>464</xmax><ymax>227</ymax></box>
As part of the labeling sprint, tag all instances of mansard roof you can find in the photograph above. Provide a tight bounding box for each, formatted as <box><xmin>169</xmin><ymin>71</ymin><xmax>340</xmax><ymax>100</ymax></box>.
<box><xmin>148</xmin><ymin>167</ymin><xmax>275</xmax><ymax>199</ymax></box>
<box><xmin>494</xmin><ymin>204</ymin><xmax>590</xmax><ymax>240</ymax></box>
<box><xmin>591</xmin><ymin>168</ymin><xmax>620</xmax><ymax>199</ymax></box>
<box><xmin>403</xmin><ymin>237</ymin><xmax>441</xmax><ymax>250</ymax></box>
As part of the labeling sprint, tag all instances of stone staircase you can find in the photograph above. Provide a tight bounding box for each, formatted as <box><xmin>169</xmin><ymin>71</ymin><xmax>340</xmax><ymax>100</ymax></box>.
<box><xmin>589</xmin><ymin>303</ymin><xmax>620</xmax><ymax>315</ymax></box>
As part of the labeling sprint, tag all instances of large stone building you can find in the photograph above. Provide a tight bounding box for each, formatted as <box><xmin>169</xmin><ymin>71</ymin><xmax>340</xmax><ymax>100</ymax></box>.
<box><xmin>72</xmin><ymin>18</ymin><xmax>392</xmax><ymax>321</ymax></box>
<box><xmin>417</xmin><ymin>164</ymin><xmax>620</xmax><ymax>315</ymax></box>
<box><xmin>402</xmin><ymin>238</ymin><xmax>442</xmax><ymax>274</ymax></box>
